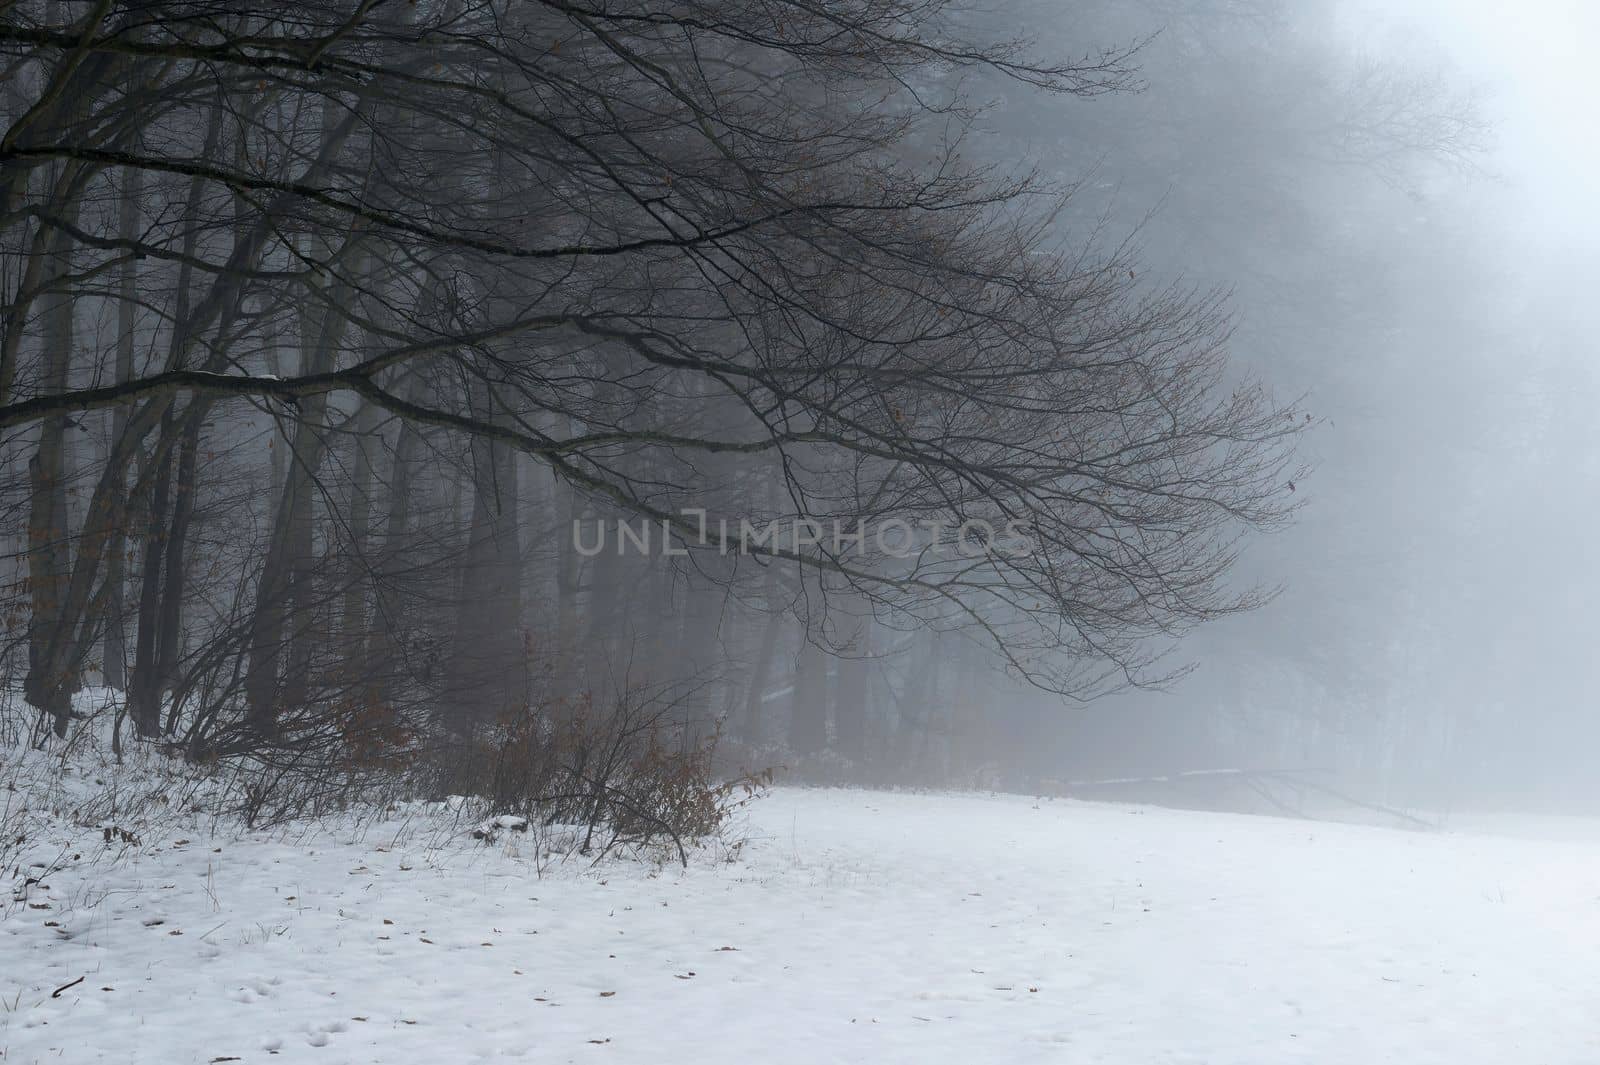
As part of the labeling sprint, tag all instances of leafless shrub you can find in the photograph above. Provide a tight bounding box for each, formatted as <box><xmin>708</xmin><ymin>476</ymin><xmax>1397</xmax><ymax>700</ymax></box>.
<box><xmin>431</xmin><ymin>687</ymin><xmax>771</xmax><ymax>866</ymax></box>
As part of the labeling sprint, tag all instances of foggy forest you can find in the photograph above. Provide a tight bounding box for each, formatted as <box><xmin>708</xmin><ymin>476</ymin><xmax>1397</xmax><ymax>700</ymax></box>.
<box><xmin>2</xmin><ymin>1</ymin><xmax>1597</xmax><ymax>1062</ymax></box>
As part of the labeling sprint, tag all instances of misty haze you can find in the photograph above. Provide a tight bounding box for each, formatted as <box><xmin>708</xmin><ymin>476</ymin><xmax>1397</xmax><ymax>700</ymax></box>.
<box><xmin>1</xmin><ymin>1</ymin><xmax>1597</xmax><ymax>1062</ymax></box>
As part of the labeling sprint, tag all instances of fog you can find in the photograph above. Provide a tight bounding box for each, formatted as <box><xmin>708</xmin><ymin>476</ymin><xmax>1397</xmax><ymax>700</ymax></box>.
<box><xmin>2</xmin><ymin>0</ymin><xmax>1597</xmax><ymax>820</ymax></box>
<box><xmin>979</xmin><ymin>0</ymin><xmax>1600</xmax><ymax>815</ymax></box>
<box><xmin>10</xmin><ymin>4</ymin><xmax>1600</xmax><ymax>1061</ymax></box>
<box><xmin>1398</xmin><ymin>0</ymin><xmax>1600</xmax><ymax>231</ymax></box>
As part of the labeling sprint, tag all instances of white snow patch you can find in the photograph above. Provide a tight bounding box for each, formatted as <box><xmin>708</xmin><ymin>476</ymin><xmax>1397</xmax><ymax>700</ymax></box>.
<box><xmin>3</xmin><ymin>787</ymin><xmax>1599</xmax><ymax>1063</ymax></box>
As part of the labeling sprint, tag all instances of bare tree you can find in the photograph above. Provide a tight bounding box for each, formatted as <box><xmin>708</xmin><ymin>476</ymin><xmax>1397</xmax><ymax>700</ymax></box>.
<box><xmin>0</xmin><ymin>0</ymin><xmax>1298</xmax><ymax>771</ymax></box>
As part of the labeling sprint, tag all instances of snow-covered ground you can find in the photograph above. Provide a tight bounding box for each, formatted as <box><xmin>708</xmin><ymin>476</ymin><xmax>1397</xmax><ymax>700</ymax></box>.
<box><xmin>5</xmin><ymin>785</ymin><xmax>1600</xmax><ymax>1064</ymax></box>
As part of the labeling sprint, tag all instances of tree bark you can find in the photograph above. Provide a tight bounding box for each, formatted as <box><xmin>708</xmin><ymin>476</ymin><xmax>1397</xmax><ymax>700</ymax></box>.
<box><xmin>101</xmin><ymin>163</ymin><xmax>140</xmax><ymax>692</ymax></box>
<box><xmin>788</xmin><ymin>628</ymin><xmax>829</xmax><ymax>757</ymax></box>
<box><xmin>25</xmin><ymin>193</ymin><xmax>82</xmax><ymax>736</ymax></box>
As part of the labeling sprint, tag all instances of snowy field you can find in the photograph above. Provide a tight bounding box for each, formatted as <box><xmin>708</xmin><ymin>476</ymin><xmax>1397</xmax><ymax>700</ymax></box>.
<box><xmin>5</xmin><ymin>785</ymin><xmax>1600</xmax><ymax>1064</ymax></box>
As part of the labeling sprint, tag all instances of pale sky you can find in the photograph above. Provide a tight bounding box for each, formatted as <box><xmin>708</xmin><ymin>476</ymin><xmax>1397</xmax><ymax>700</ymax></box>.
<box><xmin>1357</xmin><ymin>0</ymin><xmax>1600</xmax><ymax>240</ymax></box>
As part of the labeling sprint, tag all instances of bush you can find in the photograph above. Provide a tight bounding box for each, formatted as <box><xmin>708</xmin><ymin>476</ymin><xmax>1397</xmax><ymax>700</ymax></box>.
<box><xmin>2</xmin><ymin>682</ymin><xmax>769</xmax><ymax>867</ymax></box>
<box><xmin>431</xmin><ymin>688</ymin><xmax>770</xmax><ymax>865</ymax></box>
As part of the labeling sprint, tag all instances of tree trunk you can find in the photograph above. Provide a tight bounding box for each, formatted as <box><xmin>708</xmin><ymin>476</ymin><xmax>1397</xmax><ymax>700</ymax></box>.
<box><xmin>25</xmin><ymin>202</ymin><xmax>81</xmax><ymax>736</ymax></box>
<box><xmin>126</xmin><ymin>414</ymin><xmax>176</xmax><ymax>739</ymax></box>
<box><xmin>369</xmin><ymin>374</ymin><xmax>422</xmax><ymax>699</ymax></box>
<box><xmin>788</xmin><ymin>629</ymin><xmax>829</xmax><ymax>758</ymax></box>
<box><xmin>155</xmin><ymin>409</ymin><xmax>204</xmax><ymax>735</ymax></box>
<box><xmin>552</xmin><ymin>443</ymin><xmax>585</xmax><ymax>707</ymax></box>
<box><xmin>243</xmin><ymin>239</ymin><xmax>352</xmax><ymax>734</ymax></box>
<box><xmin>342</xmin><ymin>396</ymin><xmax>380</xmax><ymax>670</ymax></box>
<box><xmin>101</xmin><ymin>164</ymin><xmax>141</xmax><ymax>692</ymax></box>
<box><xmin>740</xmin><ymin>572</ymin><xmax>784</xmax><ymax>747</ymax></box>
<box><xmin>833</xmin><ymin>615</ymin><xmax>871</xmax><ymax>765</ymax></box>
<box><xmin>445</xmin><ymin>419</ymin><xmax>524</xmax><ymax>733</ymax></box>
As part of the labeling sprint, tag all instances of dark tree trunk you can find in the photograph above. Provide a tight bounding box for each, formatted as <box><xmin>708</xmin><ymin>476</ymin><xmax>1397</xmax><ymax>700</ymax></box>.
<box><xmin>25</xmin><ymin>203</ymin><xmax>81</xmax><ymax>737</ymax></box>
<box><xmin>789</xmin><ymin>630</ymin><xmax>829</xmax><ymax>758</ymax></box>
<box><xmin>101</xmin><ymin>164</ymin><xmax>141</xmax><ymax>692</ymax></box>
<box><xmin>127</xmin><ymin>417</ymin><xmax>176</xmax><ymax>739</ymax></box>
<box><xmin>833</xmin><ymin>616</ymin><xmax>871</xmax><ymax>765</ymax></box>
